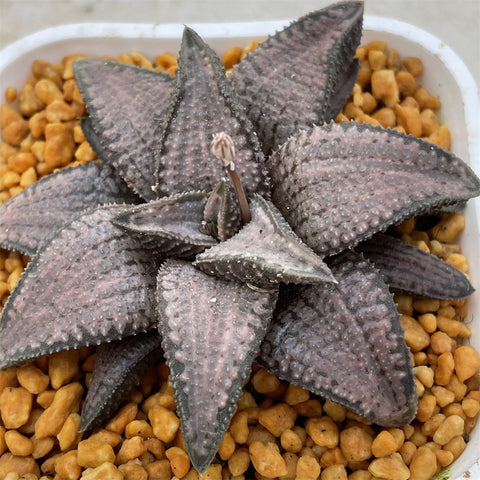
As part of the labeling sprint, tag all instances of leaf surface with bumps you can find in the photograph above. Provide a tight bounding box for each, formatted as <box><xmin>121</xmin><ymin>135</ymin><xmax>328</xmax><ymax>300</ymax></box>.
<box><xmin>73</xmin><ymin>59</ymin><xmax>173</xmax><ymax>201</ymax></box>
<box><xmin>112</xmin><ymin>191</ymin><xmax>217</xmax><ymax>257</ymax></box>
<box><xmin>269</xmin><ymin>122</ymin><xmax>480</xmax><ymax>256</ymax></box>
<box><xmin>157</xmin><ymin>260</ymin><xmax>277</xmax><ymax>472</ymax></box>
<box><xmin>194</xmin><ymin>194</ymin><xmax>334</xmax><ymax>289</ymax></box>
<box><xmin>0</xmin><ymin>162</ymin><xmax>137</xmax><ymax>255</ymax></box>
<box><xmin>0</xmin><ymin>205</ymin><xmax>162</xmax><ymax>370</ymax></box>
<box><xmin>153</xmin><ymin>27</ymin><xmax>269</xmax><ymax>200</ymax></box>
<box><xmin>356</xmin><ymin>233</ymin><xmax>474</xmax><ymax>299</ymax></box>
<box><xmin>229</xmin><ymin>1</ymin><xmax>363</xmax><ymax>154</ymax></box>
<box><xmin>81</xmin><ymin>330</ymin><xmax>163</xmax><ymax>432</ymax></box>
<box><xmin>258</xmin><ymin>250</ymin><xmax>417</xmax><ymax>426</ymax></box>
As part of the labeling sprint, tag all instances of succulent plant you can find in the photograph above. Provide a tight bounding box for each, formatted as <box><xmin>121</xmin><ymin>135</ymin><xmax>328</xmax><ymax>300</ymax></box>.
<box><xmin>1</xmin><ymin>1</ymin><xmax>479</xmax><ymax>472</ymax></box>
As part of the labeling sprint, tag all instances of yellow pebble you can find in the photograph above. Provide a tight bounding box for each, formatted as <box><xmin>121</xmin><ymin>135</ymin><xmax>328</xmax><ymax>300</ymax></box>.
<box><xmin>48</xmin><ymin>349</ymin><xmax>80</xmax><ymax>389</ymax></box>
<box><xmin>165</xmin><ymin>445</ymin><xmax>191</xmax><ymax>478</ymax></box>
<box><xmin>433</xmin><ymin>415</ymin><xmax>465</xmax><ymax>445</ymax></box>
<box><xmin>105</xmin><ymin>402</ymin><xmax>138</xmax><ymax>434</ymax></box>
<box><xmin>280</xmin><ymin>428</ymin><xmax>304</xmax><ymax>453</ymax></box>
<box><xmin>296</xmin><ymin>454</ymin><xmax>321</xmax><ymax>480</ymax></box>
<box><xmin>249</xmin><ymin>441</ymin><xmax>288</xmax><ymax>478</ymax></box>
<box><xmin>252</xmin><ymin>368</ymin><xmax>281</xmax><ymax>393</ymax></box>
<box><xmin>1</xmin><ymin>170</ymin><xmax>21</xmax><ymax>188</ymax></box>
<box><xmin>454</xmin><ymin>345</ymin><xmax>480</xmax><ymax>382</ymax></box>
<box><xmin>258</xmin><ymin>402</ymin><xmax>297</xmax><ymax>437</ymax></box>
<box><xmin>371</xmin><ymin>69</ymin><xmax>399</xmax><ymax>108</ymax></box>
<box><xmin>34</xmin><ymin>382</ymin><xmax>83</xmax><ymax>438</ymax></box>
<box><xmin>368</xmin><ymin>452</ymin><xmax>410</xmax><ymax>480</ymax></box>
<box><xmin>80</xmin><ymin>461</ymin><xmax>123</xmax><ymax>480</ymax></box>
<box><xmin>0</xmin><ymin>386</ymin><xmax>33</xmax><ymax>429</ymax></box>
<box><xmin>218</xmin><ymin>431</ymin><xmax>235</xmax><ymax>460</ymax></box>
<box><xmin>148</xmin><ymin>405</ymin><xmax>180</xmax><ymax>442</ymax></box>
<box><xmin>229</xmin><ymin>410</ymin><xmax>249</xmax><ymax>444</ymax></box>
<box><xmin>320</xmin><ymin>463</ymin><xmax>347</xmax><ymax>480</ymax></box>
<box><xmin>409</xmin><ymin>445</ymin><xmax>438</xmax><ymax>480</ymax></box>
<box><xmin>4</xmin><ymin>430</ymin><xmax>34</xmax><ymax>456</ymax></box>
<box><xmin>371</xmin><ymin>430</ymin><xmax>398</xmax><ymax>457</ymax></box>
<box><xmin>228</xmin><ymin>446</ymin><xmax>250</xmax><ymax>476</ymax></box>
<box><xmin>306</xmin><ymin>416</ymin><xmax>339</xmax><ymax>449</ymax></box>
<box><xmin>339</xmin><ymin>425</ymin><xmax>372</xmax><ymax>461</ymax></box>
<box><xmin>77</xmin><ymin>438</ymin><xmax>116</xmax><ymax>468</ymax></box>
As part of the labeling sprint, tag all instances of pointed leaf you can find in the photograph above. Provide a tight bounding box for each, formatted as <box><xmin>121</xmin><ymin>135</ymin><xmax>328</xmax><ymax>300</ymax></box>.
<box><xmin>80</xmin><ymin>117</ymin><xmax>115</xmax><ymax>164</ymax></box>
<box><xmin>157</xmin><ymin>260</ymin><xmax>277</xmax><ymax>472</ymax></box>
<box><xmin>269</xmin><ymin>122</ymin><xmax>480</xmax><ymax>256</ymax></box>
<box><xmin>194</xmin><ymin>194</ymin><xmax>335</xmax><ymax>289</ymax></box>
<box><xmin>324</xmin><ymin>57</ymin><xmax>360</xmax><ymax>120</ymax></box>
<box><xmin>202</xmin><ymin>180</ymin><xmax>240</xmax><ymax>241</ymax></box>
<box><xmin>0</xmin><ymin>205</ymin><xmax>162</xmax><ymax>370</ymax></box>
<box><xmin>229</xmin><ymin>1</ymin><xmax>363</xmax><ymax>153</ymax></box>
<box><xmin>112</xmin><ymin>191</ymin><xmax>217</xmax><ymax>257</ymax></box>
<box><xmin>73</xmin><ymin>59</ymin><xmax>172</xmax><ymax>200</ymax></box>
<box><xmin>81</xmin><ymin>330</ymin><xmax>163</xmax><ymax>431</ymax></box>
<box><xmin>258</xmin><ymin>250</ymin><xmax>417</xmax><ymax>426</ymax></box>
<box><xmin>153</xmin><ymin>27</ymin><xmax>269</xmax><ymax>200</ymax></box>
<box><xmin>356</xmin><ymin>233</ymin><xmax>474</xmax><ymax>300</ymax></box>
<box><xmin>0</xmin><ymin>162</ymin><xmax>137</xmax><ymax>256</ymax></box>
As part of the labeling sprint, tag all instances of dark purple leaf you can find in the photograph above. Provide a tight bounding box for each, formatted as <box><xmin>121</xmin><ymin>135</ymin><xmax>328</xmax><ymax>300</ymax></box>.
<box><xmin>202</xmin><ymin>180</ymin><xmax>240</xmax><ymax>241</ymax></box>
<box><xmin>0</xmin><ymin>205</ymin><xmax>162</xmax><ymax>370</ymax></box>
<box><xmin>73</xmin><ymin>59</ymin><xmax>172</xmax><ymax>201</ymax></box>
<box><xmin>157</xmin><ymin>260</ymin><xmax>277</xmax><ymax>472</ymax></box>
<box><xmin>229</xmin><ymin>1</ymin><xmax>363</xmax><ymax>154</ymax></box>
<box><xmin>0</xmin><ymin>162</ymin><xmax>137</xmax><ymax>256</ymax></box>
<box><xmin>356</xmin><ymin>233</ymin><xmax>474</xmax><ymax>300</ymax></box>
<box><xmin>112</xmin><ymin>191</ymin><xmax>217</xmax><ymax>257</ymax></box>
<box><xmin>258</xmin><ymin>250</ymin><xmax>417</xmax><ymax>426</ymax></box>
<box><xmin>194</xmin><ymin>195</ymin><xmax>334</xmax><ymax>289</ymax></box>
<box><xmin>81</xmin><ymin>330</ymin><xmax>163</xmax><ymax>432</ymax></box>
<box><xmin>269</xmin><ymin>122</ymin><xmax>480</xmax><ymax>256</ymax></box>
<box><xmin>324</xmin><ymin>57</ymin><xmax>360</xmax><ymax>120</ymax></box>
<box><xmin>153</xmin><ymin>27</ymin><xmax>269</xmax><ymax>200</ymax></box>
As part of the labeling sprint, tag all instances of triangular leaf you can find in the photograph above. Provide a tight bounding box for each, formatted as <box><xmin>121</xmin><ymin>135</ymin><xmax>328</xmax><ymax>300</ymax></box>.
<box><xmin>258</xmin><ymin>250</ymin><xmax>417</xmax><ymax>426</ymax></box>
<box><xmin>157</xmin><ymin>260</ymin><xmax>277</xmax><ymax>472</ymax></box>
<box><xmin>81</xmin><ymin>330</ymin><xmax>163</xmax><ymax>432</ymax></box>
<box><xmin>202</xmin><ymin>180</ymin><xmax>240</xmax><ymax>241</ymax></box>
<box><xmin>356</xmin><ymin>233</ymin><xmax>475</xmax><ymax>299</ymax></box>
<box><xmin>153</xmin><ymin>27</ymin><xmax>269</xmax><ymax>200</ymax></box>
<box><xmin>0</xmin><ymin>162</ymin><xmax>137</xmax><ymax>256</ymax></box>
<box><xmin>269</xmin><ymin>122</ymin><xmax>480</xmax><ymax>256</ymax></box>
<box><xmin>230</xmin><ymin>1</ymin><xmax>363</xmax><ymax>154</ymax></box>
<box><xmin>73</xmin><ymin>59</ymin><xmax>172</xmax><ymax>200</ymax></box>
<box><xmin>0</xmin><ymin>205</ymin><xmax>162</xmax><ymax>369</ymax></box>
<box><xmin>112</xmin><ymin>191</ymin><xmax>217</xmax><ymax>257</ymax></box>
<box><xmin>194</xmin><ymin>194</ymin><xmax>335</xmax><ymax>289</ymax></box>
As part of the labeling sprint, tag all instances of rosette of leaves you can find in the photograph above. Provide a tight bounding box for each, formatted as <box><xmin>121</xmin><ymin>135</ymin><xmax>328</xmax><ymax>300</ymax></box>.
<box><xmin>1</xmin><ymin>1</ymin><xmax>479</xmax><ymax>472</ymax></box>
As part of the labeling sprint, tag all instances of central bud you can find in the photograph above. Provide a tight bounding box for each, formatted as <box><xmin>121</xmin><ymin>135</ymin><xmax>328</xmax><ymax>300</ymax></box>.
<box><xmin>210</xmin><ymin>132</ymin><xmax>251</xmax><ymax>224</ymax></box>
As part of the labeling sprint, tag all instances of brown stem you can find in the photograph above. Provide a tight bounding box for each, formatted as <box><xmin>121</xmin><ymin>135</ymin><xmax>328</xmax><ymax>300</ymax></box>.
<box><xmin>228</xmin><ymin>165</ymin><xmax>251</xmax><ymax>224</ymax></box>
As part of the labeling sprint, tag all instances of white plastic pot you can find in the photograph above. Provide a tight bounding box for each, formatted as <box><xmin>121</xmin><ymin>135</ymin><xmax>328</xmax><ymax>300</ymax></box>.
<box><xmin>0</xmin><ymin>16</ymin><xmax>479</xmax><ymax>479</ymax></box>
